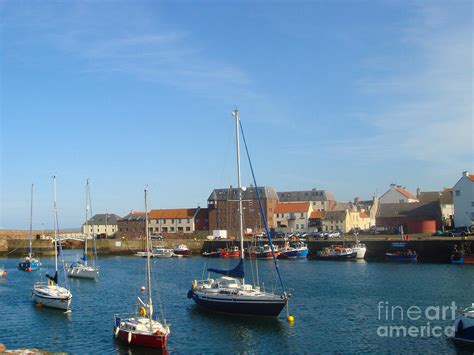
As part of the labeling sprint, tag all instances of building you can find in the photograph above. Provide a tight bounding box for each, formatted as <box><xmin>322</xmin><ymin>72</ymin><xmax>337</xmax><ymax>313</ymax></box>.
<box><xmin>379</xmin><ymin>184</ymin><xmax>419</xmax><ymax>204</ymax></box>
<box><xmin>277</xmin><ymin>189</ymin><xmax>336</xmax><ymax>211</ymax></box>
<box><xmin>117</xmin><ymin>212</ymin><xmax>146</xmax><ymax>239</ymax></box>
<box><xmin>308</xmin><ymin>211</ymin><xmax>326</xmax><ymax>232</ymax></box>
<box><xmin>453</xmin><ymin>171</ymin><xmax>474</xmax><ymax>227</ymax></box>
<box><xmin>81</xmin><ymin>213</ymin><xmax>121</xmax><ymax>238</ymax></box>
<box><xmin>194</xmin><ymin>208</ymin><xmax>209</xmax><ymax>231</ymax></box>
<box><xmin>376</xmin><ymin>201</ymin><xmax>442</xmax><ymax>234</ymax></box>
<box><xmin>148</xmin><ymin>208</ymin><xmax>202</xmax><ymax>234</ymax></box>
<box><xmin>321</xmin><ymin>210</ymin><xmax>347</xmax><ymax>232</ymax></box>
<box><xmin>208</xmin><ymin>186</ymin><xmax>279</xmax><ymax>236</ymax></box>
<box><xmin>417</xmin><ymin>188</ymin><xmax>454</xmax><ymax>229</ymax></box>
<box><xmin>274</xmin><ymin>202</ymin><xmax>312</xmax><ymax>232</ymax></box>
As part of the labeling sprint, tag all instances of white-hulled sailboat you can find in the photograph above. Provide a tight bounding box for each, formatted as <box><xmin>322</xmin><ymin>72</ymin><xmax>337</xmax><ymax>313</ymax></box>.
<box><xmin>19</xmin><ymin>184</ymin><xmax>42</xmax><ymax>271</ymax></box>
<box><xmin>187</xmin><ymin>109</ymin><xmax>290</xmax><ymax>317</ymax></box>
<box><xmin>32</xmin><ymin>175</ymin><xmax>72</xmax><ymax>311</ymax></box>
<box><xmin>67</xmin><ymin>179</ymin><xmax>99</xmax><ymax>280</ymax></box>
<box><xmin>114</xmin><ymin>187</ymin><xmax>170</xmax><ymax>349</ymax></box>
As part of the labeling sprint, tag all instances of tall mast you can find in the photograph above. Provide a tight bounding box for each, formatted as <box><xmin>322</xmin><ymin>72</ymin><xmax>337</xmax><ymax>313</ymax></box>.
<box><xmin>29</xmin><ymin>184</ymin><xmax>34</xmax><ymax>258</ymax></box>
<box><xmin>144</xmin><ymin>187</ymin><xmax>153</xmax><ymax>327</ymax></box>
<box><xmin>84</xmin><ymin>179</ymin><xmax>89</xmax><ymax>265</ymax></box>
<box><xmin>52</xmin><ymin>175</ymin><xmax>59</xmax><ymax>276</ymax></box>
<box><xmin>234</xmin><ymin>109</ymin><xmax>244</xmax><ymax>261</ymax></box>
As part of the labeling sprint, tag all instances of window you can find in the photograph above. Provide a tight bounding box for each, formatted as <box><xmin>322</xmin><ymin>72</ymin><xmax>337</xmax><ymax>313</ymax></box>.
<box><xmin>162</xmin><ymin>227</ymin><xmax>167</xmax><ymax>232</ymax></box>
<box><xmin>187</xmin><ymin>219</ymin><xmax>190</xmax><ymax>223</ymax></box>
<box><xmin>178</xmin><ymin>227</ymin><xmax>183</xmax><ymax>232</ymax></box>
<box><xmin>455</xmin><ymin>190</ymin><xmax>460</xmax><ymax>196</ymax></box>
<box><xmin>178</xmin><ymin>219</ymin><xmax>182</xmax><ymax>223</ymax></box>
<box><xmin>171</xmin><ymin>219</ymin><xmax>174</xmax><ymax>223</ymax></box>
<box><xmin>170</xmin><ymin>227</ymin><xmax>174</xmax><ymax>232</ymax></box>
<box><xmin>300</xmin><ymin>213</ymin><xmax>304</xmax><ymax>218</ymax></box>
<box><xmin>186</xmin><ymin>227</ymin><xmax>191</xmax><ymax>231</ymax></box>
<box><xmin>471</xmin><ymin>202</ymin><xmax>474</xmax><ymax>207</ymax></box>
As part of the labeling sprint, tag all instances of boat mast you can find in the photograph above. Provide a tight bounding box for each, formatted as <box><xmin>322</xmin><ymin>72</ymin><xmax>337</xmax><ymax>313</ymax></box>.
<box><xmin>144</xmin><ymin>187</ymin><xmax>153</xmax><ymax>328</ymax></box>
<box><xmin>84</xmin><ymin>179</ymin><xmax>89</xmax><ymax>266</ymax></box>
<box><xmin>52</xmin><ymin>175</ymin><xmax>59</xmax><ymax>279</ymax></box>
<box><xmin>234</xmin><ymin>109</ymin><xmax>245</xmax><ymax>263</ymax></box>
<box><xmin>29</xmin><ymin>183</ymin><xmax>34</xmax><ymax>258</ymax></box>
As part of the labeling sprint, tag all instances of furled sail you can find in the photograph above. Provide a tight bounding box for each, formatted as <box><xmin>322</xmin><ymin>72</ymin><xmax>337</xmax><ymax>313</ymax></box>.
<box><xmin>207</xmin><ymin>259</ymin><xmax>244</xmax><ymax>279</ymax></box>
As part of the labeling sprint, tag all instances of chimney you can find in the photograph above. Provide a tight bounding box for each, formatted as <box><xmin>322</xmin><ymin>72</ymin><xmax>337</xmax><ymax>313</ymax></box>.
<box><xmin>416</xmin><ymin>187</ymin><xmax>420</xmax><ymax>197</ymax></box>
<box><xmin>462</xmin><ymin>171</ymin><xmax>468</xmax><ymax>177</ymax></box>
<box><xmin>354</xmin><ymin>197</ymin><xmax>360</xmax><ymax>205</ymax></box>
<box><xmin>390</xmin><ymin>183</ymin><xmax>396</xmax><ymax>188</ymax></box>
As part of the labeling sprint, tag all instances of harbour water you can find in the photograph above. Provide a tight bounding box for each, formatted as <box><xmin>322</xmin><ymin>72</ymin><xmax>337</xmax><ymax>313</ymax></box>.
<box><xmin>0</xmin><ymin>250</ymin><xmax>473</xmax><ymax>353</ymax></box>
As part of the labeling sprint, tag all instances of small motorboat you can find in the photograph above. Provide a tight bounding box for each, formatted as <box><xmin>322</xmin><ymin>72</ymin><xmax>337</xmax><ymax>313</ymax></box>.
<box><xmin>278</xmin><ymin>241</ymin><xmax>308</xmax><ymax>259</ymax></box>
<box><xmin>385</xmin><ymin>250</ymin><xmax>418</xmax><ymax>262</ymax></box>
<box><xmin>152</xmin><ymin>247</ymin><xmax>174</xmax><ymax>258</ymax></box>
<box><xmin>317</xmin><ymin>246</ymin><xmax>357</xmax><ymax>260</ymax></box>
<box><xmin>350</xmin><ymin>241</ymin><xmax>367</xmax><ymax>259</ymax></box>
<box><xmin>247</xmin><ymin>244</ymin><xmax>280</xmax><ymax>259</ymax></box>
<box><xmin>221</xmin><ymin>246</ymin><xmax>242</xmax><ymax>258</ymax></box>
<box><xmin>0</xmin><ymin>266</ymin><xmax>6</xmax><ymax>277</ymax></box>
<box><xmin>202</xmin><ymin>250</ymin><xmax>222</xmax><ymax>258</ymax></box>
<box><xmin>172</xmin><ymin>244</ymin><xmax>191</xmax><ymax>257</ymax></box>
<box><xmin>451</xmin><ymin>303</ymin><xmax>474</xmax><ymax>346</ymax></box>
<box><xmin>451</xmin><ymin>244</ymin><xmax>474</xmax><ymax>265</ymax></box>
<box><xmin>19</xmin><ymin>256</ymin><xmax>42</xmax><ymax>272</ymax></box>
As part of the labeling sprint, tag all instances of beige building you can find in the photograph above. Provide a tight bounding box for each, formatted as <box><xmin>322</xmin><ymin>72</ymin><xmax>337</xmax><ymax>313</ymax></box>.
<box><xmin>277</xmin><ymin>189</ymin><xmax>336</xmax><ymax>211</ymax></box>
<box><xmin>274</xmin><ymin>202</ymin><xmax>312</xmax><ymax>232</ymax></box>
<box><xmin>148</xmin><ymin>208</ymin><xmax>200</xmax><ymax>234</ymax></box>
<box><xmin>81</xmin><ymin>213</ymin><xmax>121</xmax><ymax>237</ymax></box>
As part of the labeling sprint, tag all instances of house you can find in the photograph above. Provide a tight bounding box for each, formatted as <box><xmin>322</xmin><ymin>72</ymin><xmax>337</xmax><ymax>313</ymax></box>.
<box><xmin>417</xmin><ymin>188</ymin><xmax>454</xmax><ymax>228</ymax></box>
<box><xmin>208</xmin><ymin>186</ymin><xmax>279</xmax><ymax>236</ymax></box>
<box><xmin>379</xmin><ymin>184</ymin><xmax>419</xmax><ymax>204</ymax></box>
<box><xmin>308</xmin><ymin>211</ymin><xmax>326</xmax><ymax>232</ymax></box>
<box><xmin>376</xmin><ymin>201</ymin><xmax>442</xmax><ymax>234</ymax></box>
<box><xmin>81</xmin><ymin>213</ymin><xmax>121</xmax><ymax>238</ymax></box>
<box><xmin>117</xmin><ymin>212</ymin><xmax>146</xmax><ymax>239</ymax></box>
<box><xmin>321</xmin><ymin>210</ymin><xmax>347</xmax><ymax>232</ymax></box>
<box><xmin>453</xmin><ymin>171</ymin><xmax>474</xmax><ymax>227</ymax></box>
<box><xmin>194</xmin><ymin>208</ymin><xmax>209</xmax><ymax>231</ymax></box>
<box><xmin>148</xmin><ymin>208</ymin><xmax>202</xmax><ymax>234</ymax></box>
<box><xmin>277</xmin><ymin>189</ymin><xmax>336</xmax><ymax>211</ymax></box>
<box><xmin>274</xmin><ymin>202</ymin><xmax>312</xmax><ymax>232</ymax></box>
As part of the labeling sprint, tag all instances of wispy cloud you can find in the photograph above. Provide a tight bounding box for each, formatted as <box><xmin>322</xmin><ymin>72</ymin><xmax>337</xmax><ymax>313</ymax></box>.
<box><xmin>348</xmin><ymin>2</ymin><xmax>473</xmax><ymax>165</ymax></box>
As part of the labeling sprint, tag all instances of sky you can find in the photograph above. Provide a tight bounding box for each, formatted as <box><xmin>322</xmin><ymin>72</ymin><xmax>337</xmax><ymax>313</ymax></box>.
<box><xmin>1</xmin><ymin>0</ymin><xmax>472</xmax><ymax>229</ymax></box>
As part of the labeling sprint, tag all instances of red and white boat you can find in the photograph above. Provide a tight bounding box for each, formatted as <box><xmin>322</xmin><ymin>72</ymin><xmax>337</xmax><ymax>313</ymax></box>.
<box><xmin>173</xmin><ymin>244</ymin><xmax>191</xmax><ymax>257</ymax></box>
<box><xmin>247</xmin><ymin>244</ymin><xmax>280</xmax><ymax>259</ymax></box>
<box><xmin>221</xmin><ymin>246</ymin><xmax>243</xmax><ymax>258</ymax></box>
<box><xmin>114</xmin><ymin>188</ymin><xmax>170</xmax><ymax>349</ymax></box>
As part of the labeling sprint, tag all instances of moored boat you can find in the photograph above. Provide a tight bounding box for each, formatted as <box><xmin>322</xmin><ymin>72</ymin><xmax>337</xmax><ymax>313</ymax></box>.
<box><xmin>202</xmin><ymin>250</ymin><xmax>222</xmax><ymax>258</ymax></box>
<box><xmin>0</xmin><ymin>266</ymin><xmax>6</xmax><ymax>276</ymax></box>
<box><xmin>32</xmin><ymin>176</ymin><xmax>72</xmax><ymax>311</ymax></box>
<box><xmin>114</xmin><ymin>187</ymin><xmax>170</xmax><ymax>349</ymax></box>
<box><xmin>221</xmin><ymin>246</ymin><xmax>242</xmax><ymax>258</ymax></box>
<box><xmin>385</xmin><ymin>250</ymin><xmax>418</xmax><ymax>262</ymax></box>
<box><xmin>19</xmin><ymin>184</ymin><xmax>42</xmax><ymax>272</ymax></box>
<box><xmin>451</xmin><ymin>303</ymin><xmax>474</xmax><ymax>346</ymax></box>
<box><xmin>152</xmin><ymin>246</ymin><xmax>174</xmax><ymax>258</ymax></box>
<box><xmin>173</xmin><ymin>244</ymin><xmax>191</xmax><ymax>257</ymax></box>
<box><xmin>350</xmin><ymin>241</ymin><xmax>367</xmax><ymax>259</ymax></box>
<box><xmin>278</xmin><ymin>241</ymin><xmax>308</xmax><ymax>259</ymax></box>
<box><xmin>247</xmin><ymin>244</ymin><xmax>280</xmax><ymax>259</ymax></box>
<box><xmin>317</xmin><ymin>246</ymin><xmax>357</xmax><ymax>260</ymax></box>
<box><xmin>451</xmin><ymin>244</ymin><xmax>474</xmax><ymax>265</ymax></box>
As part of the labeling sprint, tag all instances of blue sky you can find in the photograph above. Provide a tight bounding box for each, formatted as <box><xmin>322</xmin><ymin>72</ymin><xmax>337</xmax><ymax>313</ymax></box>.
<box><xmin>1</xmin><ymin>1</ymin><xmax>472</xmax><ymax>229</ymax></box>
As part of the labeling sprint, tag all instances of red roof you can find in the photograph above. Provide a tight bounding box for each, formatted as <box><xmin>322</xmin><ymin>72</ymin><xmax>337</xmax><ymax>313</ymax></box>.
<box><xmin>149</xmin><ymin>209</ymin><xmax>196</xmax><ymax>219</ymax></box>
<box><xmin>359</xmin><ymin>212</ymin><xmax>370</xmax><ymax>218</ymax></box>
<box><xmin>309</xmin><ymin>211</ymin><xmax>325</xmax><ymax>219</ymax></box>
<box><xmin>395</xmin><ymin>187</ymin><xmax>418</xmax><ymax>200</ymax></box>
<box><xmin>274</xmin><ymin>202</ymin><xmax>310</xmax><ymax>213</ymax></box>
<box><xmin>468</xmin><ymin>175</ymin><xmax>474</xmax><ymax>182</ymax></box>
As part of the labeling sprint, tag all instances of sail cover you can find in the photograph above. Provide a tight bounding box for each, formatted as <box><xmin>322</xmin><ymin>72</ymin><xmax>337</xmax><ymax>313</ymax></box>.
<box><xmin>208</xmin><ymin>259</ymin><xmax>244</xmax><ymax>279</ymax></box>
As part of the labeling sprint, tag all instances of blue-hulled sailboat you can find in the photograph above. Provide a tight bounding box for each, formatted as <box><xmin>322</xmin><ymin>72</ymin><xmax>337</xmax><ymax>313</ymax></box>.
<box><xmin>19</xmin><ymin>184</ymin><xmax>41</xmax><ymax>271</ymax></box>
<box><xmin>187</xmin><ymin>109</ymin><xmax>289</xmax><ymax>317</ymax></box>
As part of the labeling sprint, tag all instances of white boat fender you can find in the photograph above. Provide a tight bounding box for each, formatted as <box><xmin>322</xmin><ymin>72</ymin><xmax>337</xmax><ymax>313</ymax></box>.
<box><xmin>128</xmin><ymin>331</ymin><xmax>132</xmax><ymax>344</ymax></box>
<box><xmin>114</xmin><ymin>326</ymin><xmax>119</xmax><ymax>337</ymax></box>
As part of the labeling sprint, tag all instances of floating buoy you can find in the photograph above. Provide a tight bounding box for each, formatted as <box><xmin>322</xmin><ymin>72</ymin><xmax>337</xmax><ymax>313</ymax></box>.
<box><xmin>128</xmin><ymin>331</ymin><xmax>132</xmax><ymax>344</ymax></box>
<box><xmin>36</xmin><ymin>303</ymin><xmax>43</xmax><ymax>308</ymax></box>
<box><xmin>287</xmin><ymin>315</ymin><xmax>294</xmax><ymax>323</ymax></box>
<box><xmin>114</xmin><ymin>327</ymin><xmax>120</xmax><ymax>337</ymax></box>
<box><xmin>140</xmin><ymin>286</ymin><xmax>146</xmax><ymax>292</ymax></box>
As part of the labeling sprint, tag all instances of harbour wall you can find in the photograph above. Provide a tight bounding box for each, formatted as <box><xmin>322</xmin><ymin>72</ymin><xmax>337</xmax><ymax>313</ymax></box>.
<box><xmin>2</xmin><ymin>235</ymin><xmax>472</xmax><ymax>263</ymax></box>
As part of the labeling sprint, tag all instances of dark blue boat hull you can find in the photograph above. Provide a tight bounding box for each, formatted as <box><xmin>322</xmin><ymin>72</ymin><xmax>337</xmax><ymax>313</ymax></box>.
<box><xmin>187</xmin><ymin>289</ymin><xmax>286</xmax><ymax>317</ymax></box>
<box><xmin>18</xmin><ymin>260</ymin><xmax>41</xmax><ymax>271</ymax></box>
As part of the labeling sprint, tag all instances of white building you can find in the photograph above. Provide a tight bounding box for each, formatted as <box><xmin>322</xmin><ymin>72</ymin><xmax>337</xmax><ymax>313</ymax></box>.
<box><xmin>453</xmin><ymin>171</ymin><xmax>474</xmax><ymax>227</ymax></box>
<box><xmin>379</xmin><ymin>184</ymin><xmax>419</xmax><ymax>204</ymax></box>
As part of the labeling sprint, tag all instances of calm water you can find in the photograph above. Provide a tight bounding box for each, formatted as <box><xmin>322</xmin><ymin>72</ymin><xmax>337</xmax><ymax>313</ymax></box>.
<box><xmin>1</xmin><ymin>250</ymin><xmax>473</xmax><ymax>353</ymax></box>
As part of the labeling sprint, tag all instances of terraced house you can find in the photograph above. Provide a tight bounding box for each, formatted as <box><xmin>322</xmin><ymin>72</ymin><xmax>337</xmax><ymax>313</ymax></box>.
<box><xmin>148</xmin><ymin>208</ymin><xmax>205</xmax><ymax>234</ymax></box>
<box><xmin>274</xmin><ymin>202</ymin><xmax>312</xmax><ymax>232</ymax></box>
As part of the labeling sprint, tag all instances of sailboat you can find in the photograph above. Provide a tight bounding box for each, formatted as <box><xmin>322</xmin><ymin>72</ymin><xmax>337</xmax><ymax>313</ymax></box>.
<box><xmin>32</xmin><ymin>175</ymin><xmax>72</xmax><ymax>311</ymax></box>
<box><xmin>114</xmin><ymin>187</ymin><xmax>170</xmax><ymax>349</ymax></box>
<box><xmin>67</xmin><ymin>179</ymin><xmax>99</xmax><ymax>280</ymax></box>
<box><xmin>19</xmin><ymin>184</ymin><xmax>42</xmax><ymax>271</ymax></box>
<box><xmin>187</xmin><ymin>109</ymin><xmax>289</xmax><ymax>317</ymax></box>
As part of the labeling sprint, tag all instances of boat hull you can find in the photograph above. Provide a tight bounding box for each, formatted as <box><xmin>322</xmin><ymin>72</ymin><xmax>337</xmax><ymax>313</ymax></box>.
<box><xmin>453</xmin><ymin>315</ymin><xmax>474</xmax><ymax>346</ymax></box>
<box><xmin>32</xmin><ymin>292</ymin><xmax>71</xmax><ymax>310</ymax></box>
<box><xmin>202</xmin><ymin>251</ymin><xmax>221</xmax><ymax>258</ymax></box>
<box><xmin>248</xmin><ymin>251</ymin><xmax>280</xmax><ymax>259</ymax></box>
<box><xmin>18</xmin><ymin>260</ymin><xmax>41</xmax><ymax>271</ymax></box>
<box><xmin>188</xmin><ymin>289</ymin><xmax>286</xmax><ymax>317</ymax></box>
<box><xmin>317</xmin><ymin>252</ymin><xmax>357</xmax><ymax>260</ymax></box>
<box><xmin>116</xmin><ymin>328</ymin><xmax>167</xmax><ymax>349</ymax></box>
<box><xmin>385</xmin><ymin>253</ymin><xmax>418</xmax><ymax>262</ymax></box>
<box><xmin>279</xmin><ymin>248</ymin><xmax>308</xmax><ymax>259</ymax></box>
<box><xmin>67</xmin><ymin>266</ymin><xmax>99</xmax><ymax>279</ymax></box>
<box><xmin>173</xmin><ymin>250</ymin><xmax>191</xmax><ymax>256</ymax></box>
<box><xmin>451</xmin><ymin>255</ymin><xmax>474</xmax><ymax>265</ymax></box>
